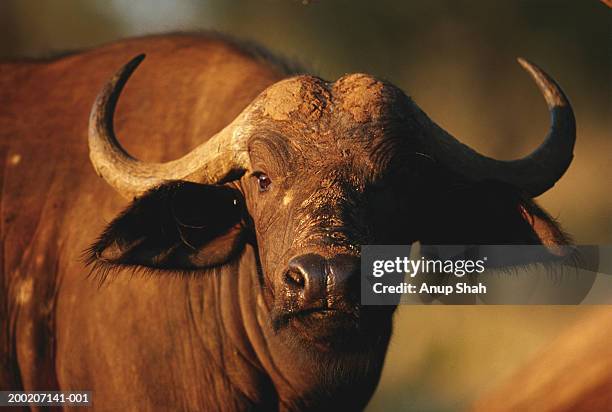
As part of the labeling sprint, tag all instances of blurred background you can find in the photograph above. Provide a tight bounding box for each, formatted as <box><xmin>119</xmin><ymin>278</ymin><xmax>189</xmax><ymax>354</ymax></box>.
<box><xmin>1</xmin><ymin>1</ymin><xmax>609</xmax><ymax>410</ymax></box>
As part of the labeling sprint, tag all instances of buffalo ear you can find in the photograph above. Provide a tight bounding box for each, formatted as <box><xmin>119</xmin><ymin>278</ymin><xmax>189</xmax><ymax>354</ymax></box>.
<box><xmin>421</xmin><ymin>180</ymin><xmax>570</xmax><ymax>249</ymax></box>
<box><xmin>86</xmin><ymin>181</ymin><xmax>249</xmax><ymax>273</ymax></box>
<box><xmin>518</xmin><ymin>202</ymin><xmax>568</xmax><ymax>254</ymax></box>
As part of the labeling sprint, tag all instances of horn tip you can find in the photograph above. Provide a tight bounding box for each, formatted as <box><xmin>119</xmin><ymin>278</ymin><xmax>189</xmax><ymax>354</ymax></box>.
<box><xmin>516</xmin><ymin>56</ymin><xmax>529</xmax><ymax>66</ymax></box>
<box><xmin>126</xmin><ymin>54</ymin><xmax>146</xmax><ymax>72</ymax></box>
<box><xmin>516</xmin><ymin>56</ymin><xmax>568</xmax><ymax>109</ymax></box>
<box><xmin>516</xmin><ymin>56</ymin><xmax>538</xmax><ymax>75</ymax></box>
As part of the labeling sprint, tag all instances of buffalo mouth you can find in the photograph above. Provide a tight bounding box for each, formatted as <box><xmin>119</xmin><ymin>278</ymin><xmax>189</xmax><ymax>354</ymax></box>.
<box><xmin>273</xmin><ymin>306</ymin><xmax>357</xmax><ymax>330</ymax></box>
<box><xmin>271</xmin><ymin>305</ymin><xmax>391</xmax><ymax>351</ymax></box>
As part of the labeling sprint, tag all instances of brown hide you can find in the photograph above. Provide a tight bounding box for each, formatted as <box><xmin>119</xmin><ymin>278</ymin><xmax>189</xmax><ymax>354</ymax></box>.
<box><xmin>472</xmin><ymin>309</ymin><xmax>612</xmax><ymax>412</ymax></box>
<box><xmin>0</xmin><ymin>33</ymin><xmax>286</xmax><ymax>400</ymax></box>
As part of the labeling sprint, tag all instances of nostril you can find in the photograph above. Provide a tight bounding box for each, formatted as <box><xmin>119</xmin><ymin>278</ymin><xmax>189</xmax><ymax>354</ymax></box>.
<box><xmin>284</xmin><ymin>269</ymin><xmax>306</xmax><ymax>289</ymax></box>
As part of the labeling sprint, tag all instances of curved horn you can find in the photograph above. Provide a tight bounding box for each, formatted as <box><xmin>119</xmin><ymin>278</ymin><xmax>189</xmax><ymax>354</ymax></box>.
<box><xmin>425</xmin><ymin>58</ymin><xmax>575</xmax><ymax>197</ymax></box>
<box><xmin>88</xmin><ymin>54</ymin><xmax>250</xmax><ymax>199</ymax></box>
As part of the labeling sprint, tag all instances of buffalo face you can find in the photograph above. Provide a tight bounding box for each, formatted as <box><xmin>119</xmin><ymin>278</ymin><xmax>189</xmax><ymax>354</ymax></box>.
<box><xmin>238</xmin><ymin>74</ymin><xmax>425</xmax><ymax>349</ymax></box>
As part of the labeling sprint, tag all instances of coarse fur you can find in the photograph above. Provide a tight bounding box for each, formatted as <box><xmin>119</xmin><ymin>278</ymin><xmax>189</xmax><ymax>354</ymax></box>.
<box><xmin>1</xmin><ymin>32</ymin><xmax>576</xmax><ymax>411</ymax></box>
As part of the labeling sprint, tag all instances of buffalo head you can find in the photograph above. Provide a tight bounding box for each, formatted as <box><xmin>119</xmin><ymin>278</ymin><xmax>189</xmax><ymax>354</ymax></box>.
<box><xmin>85</xmin><ymin>54</ymin><xmax>574</xmax><ymax>408</ymax></box>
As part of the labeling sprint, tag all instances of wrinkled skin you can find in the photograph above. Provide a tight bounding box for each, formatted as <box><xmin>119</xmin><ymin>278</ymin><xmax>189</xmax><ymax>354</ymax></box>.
<box><xmin>1</xmin><ymin>33</ymin><xmax>570</xmax><ymax>411</ymax></box>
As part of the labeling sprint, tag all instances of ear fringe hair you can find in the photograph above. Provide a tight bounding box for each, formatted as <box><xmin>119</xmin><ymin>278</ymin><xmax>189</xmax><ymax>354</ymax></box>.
<box><xmin>81</xmin><ymin>246</ymin><xmax>245</xmax><ymax>288</ymax></box>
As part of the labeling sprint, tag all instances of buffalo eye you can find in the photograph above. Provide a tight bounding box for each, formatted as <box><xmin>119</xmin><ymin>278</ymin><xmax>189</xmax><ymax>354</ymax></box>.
<box><xmin>255</xmin><ymin>173</ymin><xmax>272</xmax><ymax>192</ymax></box>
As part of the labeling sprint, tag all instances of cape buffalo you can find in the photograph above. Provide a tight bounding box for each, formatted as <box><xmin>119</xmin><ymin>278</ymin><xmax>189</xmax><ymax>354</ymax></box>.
<box><xmin>0</xmin><ymin>33</ymin><xmax>575</xmax><ymax>410</ymax></box>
